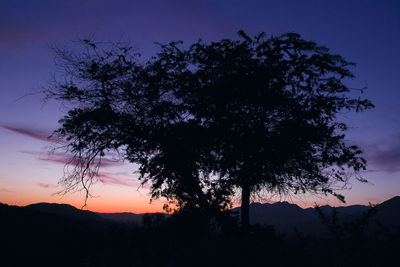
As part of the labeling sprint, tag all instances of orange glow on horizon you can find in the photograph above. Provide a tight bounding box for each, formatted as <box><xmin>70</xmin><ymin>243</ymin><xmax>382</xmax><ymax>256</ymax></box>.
<box><xmin>0</xmin><ymin>181</ymin><xmax>383</xmax><ymax>214</ymax></box>
<box><xmin>0</xmin><ymin>197</ymin><xmax>167</xmax><ymax>214</ymax></box>
<box><xmin>0</xmin><ymin>187</ymin><xmax>167</xmax><ymax>214</ymax></box>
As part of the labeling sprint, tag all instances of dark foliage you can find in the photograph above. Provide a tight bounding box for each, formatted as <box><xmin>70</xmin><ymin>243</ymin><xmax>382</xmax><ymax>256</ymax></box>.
<box><xmin>315</xmin><ymin>203</ymin><xmax>378</xmax><ymax>242</ymax></box>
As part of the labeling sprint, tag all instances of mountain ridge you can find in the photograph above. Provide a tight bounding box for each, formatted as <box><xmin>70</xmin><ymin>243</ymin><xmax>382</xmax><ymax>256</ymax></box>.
<box><xmin>10</xmin><ymin>195</ymin><xmax>400</xmax><ymax>233</ymax></box>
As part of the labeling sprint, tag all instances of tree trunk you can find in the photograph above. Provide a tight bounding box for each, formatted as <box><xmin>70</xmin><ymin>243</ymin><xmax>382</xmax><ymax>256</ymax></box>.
<box><xmin>241</xmin><ymin>183</ymin><xmax>250</xmax><ymax>233</ymax></box>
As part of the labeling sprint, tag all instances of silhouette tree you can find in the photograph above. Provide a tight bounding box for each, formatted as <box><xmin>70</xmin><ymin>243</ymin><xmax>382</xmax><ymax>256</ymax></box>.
<box><xmin>46</xmin><ymin>31</ymin><xmax>373</xmax><ymax>231</ymax></box>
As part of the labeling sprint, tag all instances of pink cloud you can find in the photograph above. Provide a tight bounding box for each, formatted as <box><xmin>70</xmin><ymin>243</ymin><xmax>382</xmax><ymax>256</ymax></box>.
<box><xmin>21</xmin><ymin>151</ymin><xmax>124</xmax><ymax>168</ymax></box>
<box><xmin>363</xmin><ymin>134</ymin><xmax>400</xmax><ymax>173</ymax></box>
<box><xmin>1</xmin><ymin>125</ymin><xmax>52</xmax><ymax>142</ymax></box>
<box><xmin>37</xmin><ymin>182</ymin><xmax>58</xmax><ymax>189</ymax></box>
<box><xmin>0</xmin><ymin>188</ymin><xmax>12</xmax><ymax>193</ymax></box>
<box><xmin>97</xmin><ymin>172</ymin><xmax>137</xmax><ymax>187</ymax></box>
<box><xmin>0</xmin><ymin>12</ymin><xmax>53</xmax><ymax>52</ymax></box>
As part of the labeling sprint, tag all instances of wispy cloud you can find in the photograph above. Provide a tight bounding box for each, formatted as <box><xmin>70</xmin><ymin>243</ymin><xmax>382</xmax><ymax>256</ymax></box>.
<box><xmin>0</xmin><ymin>187</ymin><xmax>12</xmax><ymax>193</ymax></box>
<box><xmin>37</xmin><ymin>182</ymin><xmax>58</xmax><ymax>189</ymax></box>
<box><xmin>0</xmin><ymin>15</ymin><xmax>48</xmax><ymax>52</ymax></box>
<box><xmin>21</xmin><ymin>150</ymin><xmax>124</xmax><ymax>168</ymax></box>
<box><xmin>97</xmin><ymin>172</ymin><xmax>138</xmax><ymax>187</ymax></box>
<box><xmin>363</xmin><ymin>134</ymin><xmax>400</xmax><ymax>173</ymax></box>
<box><xmin>1</xmin><ymin>125</ymin><xmax>52</xmax><ymax>142</ymax></box>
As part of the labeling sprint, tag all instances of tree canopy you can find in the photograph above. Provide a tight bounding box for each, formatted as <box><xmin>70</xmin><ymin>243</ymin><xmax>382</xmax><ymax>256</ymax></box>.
<box><xmin>46</xmin><ymin>31</ymin><xmax>373</xmax><ymax>229</ymax></box>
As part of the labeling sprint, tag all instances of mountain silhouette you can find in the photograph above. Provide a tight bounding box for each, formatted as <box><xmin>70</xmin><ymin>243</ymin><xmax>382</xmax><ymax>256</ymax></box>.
<box><xmin>230</xmin><ymin>200</ymin><xmax>371</xmax><ymax>235</ymax></box>
<box><xmin>26</xmin><ymin>202</ymin><xmax>106</xmax><ymax>222</ymax></box>
<box><xmin>233</xmin><ymin>201</ymin><xmax>310</xmax><ymax>225</ymax></box>
<box><xmin>96</xmin><ymin>212</ymin><xmax>144</xmax><ymax>224</ymax></box>
<box><xmin>1</xmin><ymin>197</ymin><xmax>399</xmax><ymax>266</ymax></box>
<box><xmin>366</xmin><ymin>196</ymin><xmax>400</xmax><ymax>237</ymax></box>
<box><xmin>305</xmin><ymin>204</ymin><xmax>370</xmax><ymax>215</ymax></box>
<box><xmin>0</xmin><ymin>202</ymin><xmax>113</xmax><ymax>266</ymax></box>
<box><xmin>5</xmin><ymin>196</ymin><xmax>400</xmax><ymax>236</ymax></box>
<box><xmin>229</xmin><ymin>198</ymin><xmax>400</xmax><ymax>238</ymax></box>
<box><xmin>26</xmin><ymin>202</ymin><xmax>168</xmax><ymax>225</ymax></box>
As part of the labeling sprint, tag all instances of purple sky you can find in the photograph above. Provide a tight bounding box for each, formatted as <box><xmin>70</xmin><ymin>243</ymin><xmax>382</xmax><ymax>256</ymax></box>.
<box><xmin>1</xmin><ymin>0</ymin><xmax>399</xmax><ymax>212</ymax></box>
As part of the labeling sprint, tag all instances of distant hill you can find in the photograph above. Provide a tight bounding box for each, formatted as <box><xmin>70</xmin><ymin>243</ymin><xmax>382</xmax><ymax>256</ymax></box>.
<box><xmin>0</xmin><ymin>202</ymin><xmax>113</xmax><ymax>266</ymax></box>
<box><xmin>305</xmin><ymin>204</ymin><xmax>370</xmax><ymax>215</ymax></box>
<box><xmin>232</xmin><ymin>197</ymin><xmax>399</xmax><ymax>237</ymax></box>
<box><xmin>367</xmin><ymin>196</ymin><xmax>400</xmax><ymax>237</ymax></box>
<box><xmin>96</xmin><ymin>212</ymin><xmax>144</xmax><ymax>224</ymax></box>
<box><xmin>26</xmin><ymin>202</ymin><xmax>106</xmax><ymax>223</ymax></box>
<box><xmin>7</xmin><ymin>195</ymin><xmax>400</xmax><ymax>236</ymax></box>
<box><xmin>1</xmin><ymin>197</ymin><xmax>399</xmax><ymax>267</ymax></box>
<box><xmin>234</xmin><ymin>201</ymin><xmax>310</xmax><ymax>225</ymax></box>
<box><xmin>25</xmin><ymin>202</ymin><xmax>168</xmax><ymax>225</ymax></box>
<box><xmin>232</xmin><ymin>201</ymin><xmax>370</xmax><ymax>232</ymax></box>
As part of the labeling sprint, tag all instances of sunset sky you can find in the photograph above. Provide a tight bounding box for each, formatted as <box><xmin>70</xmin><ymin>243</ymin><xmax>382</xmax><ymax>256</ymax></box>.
<box><xmin>1</xmin><ymin>0</ymin><xmax>400</xmax><ymax>213</ymax></box>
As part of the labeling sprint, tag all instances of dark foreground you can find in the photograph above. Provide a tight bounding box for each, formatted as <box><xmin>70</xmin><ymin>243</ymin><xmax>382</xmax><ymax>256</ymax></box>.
<box><xmin>1</xmin><ymin>203</ymin><xmax>399</xmax><ymax>267</ymax></box>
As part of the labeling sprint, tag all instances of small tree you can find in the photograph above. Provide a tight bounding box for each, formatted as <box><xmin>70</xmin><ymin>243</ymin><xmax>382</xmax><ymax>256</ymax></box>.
<box><xmin>46</xmin><ymin>32</ymin><xmax>373</xmax><ymax>231</ymax></box>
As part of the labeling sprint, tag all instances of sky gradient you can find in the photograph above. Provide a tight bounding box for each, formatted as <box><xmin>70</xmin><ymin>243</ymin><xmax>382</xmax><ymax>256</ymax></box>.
<box><xmin>1</xmin><ymin>0</ymin><xmax>400</xmax><ymax>213</ymax></box>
